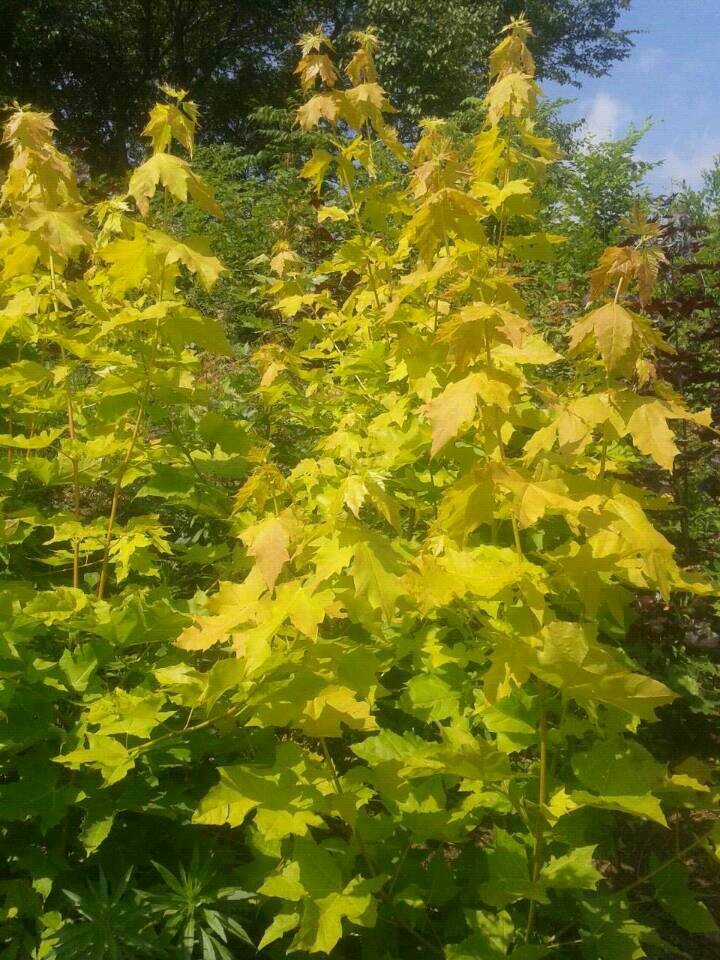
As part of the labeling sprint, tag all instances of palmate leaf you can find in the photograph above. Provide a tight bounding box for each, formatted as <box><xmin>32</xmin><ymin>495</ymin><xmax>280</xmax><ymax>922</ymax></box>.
<box><xmin>352</xmin><ymin>726</ymin><xmax>510</xmax><ymax>782</ymax></box>
<box><xmin>479</xmin><ymin>828</ymin><xmax>548</xmax><ymax>908</ymax></box>
<box><xmin>297</xmin><ymin>92</ymin><xmax>344</xmax><ymax>130</ymax></box>
<box><xmin>192</xmin><ymin>743</ymin><xmax>329</xmax><ymax>839</ymax></box>
<box><xmin>142</xmin><ymin>96</ymin><xmax>199</xmax><ymax>155</ymax></box>
<box><xmin>21</xmin><ymin>204</ymin><xmax>92</xmax><ymax>260</ymax></box>
<box><xmin>241</xmin><ymin>516</ymin><xmax>291</xmax><ymax>591</ymax></box>
<box><xmin>567</xmin><ymin>738</ymin><xmax>669</xmax><ymax>826</ymax></box>
<box><xmin>484</xmin><ymin>621</ymin><xmax>676</xmax><ymax>721</ymax></box>
<box><xmin>0</xmin><ymin>427</ymin><xmax>65</xmax><ymax>449</ymax></box>
<box><xmin>406</xmin><ymin>545</ymin><xmax>528</xmax><ymax>614</ymax></box>
<box><xmin>485</xmin><ymin>72</ymin><xmax>541</xmax><ymax>125</ymax></box>
<box><xmin>625</xmin><ymin>398</ymin><xmax>679</xmax><ymax>470</ymax></box>
<box><xmin>652</xmin><ymin>860</ymin><xmax>718</xmax><ymax>933</ymax></box>
<box><xmin>84</xmin><ymin>689</ymin><xmax>173</xmax><ymax>739</ymax></box>
<box><xmin>159</xmin><ymin>304</ymin><xmax>233</xmax><ymax>354</ymax></box>
<box><xmin>258</xmin><ymin>836</ymin><xmax>383</xmax><ymax>954</ymax></box>
<box><xmin>422</xmin><ymin>375</ymin><xmax>481</xmax><ymax>455</ymax></box>
<box><xmin>434</xmin><ymin>464</ymin><xmax>495</xmax><ymax>543</ymax></box>
<box><xmin>176</xmin><ymin>570</ymin><xmax>267</xmax><ymax>651</ymax></box>
<box><xmin>568</xmin><ymin>301</ymin><xmax>637</xmax><ymax>377</ymax></box>
<box><xmin>128</xmin><ymin>152</ymin><xmax>222</xmax><ymax>217</ymax></box>
<box><xmin>164</xmin><ymin>237</ymin><xmax>226</xmax><ymax>289</ymax></box>
<box><xmin>54</xmin><ymin>734</ymin><xmax>135</xmax><ymax>786</ymax></box>
<box><xmin>572</xmin><ymin>738</ymin><xmax>666</xmax><ymax>796</ymax></box>
<box><xmin>350</xmin><ymin>538</ymin><xmax>404</xmax><ymax>620</ymax></box>
<box><xmin>0</xmin><ymin>759</ymin><xmax>81</xmax><ymax>831</ymax></box>
<box><xmin>300</xmin><ymin>148</ymin><xmax>334</xmax><ymax>192</ymax></box>
<box><xmin>249</xmin><ymin>663</ymin><xmax>377</xmax><ymax>737</ymax></box>
<box><xmin>421</xmin><ymin>369</ymin><xmax>515</xmax><ymax>455</ymax></box>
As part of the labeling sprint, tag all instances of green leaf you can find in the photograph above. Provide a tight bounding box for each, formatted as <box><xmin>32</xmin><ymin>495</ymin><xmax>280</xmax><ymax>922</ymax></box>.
<box><xmin>54</xmin><ymin>734</ymin><xmax>135</xmax><ymax>786</ymax></box>
<box><xmin>570</xmin><ymin>738</ymin><xmax>668</xmax><ymax>826</ymax></box>
<box><xmin>58</xmin><ymin>643</ymin><xmax>98</xmax><ymax>692</ymax></box>
<box><xmin>350</xmin><ymin>534</ymin><xmax>404</xmax><ymax>621</ymax></box>
<box><xmin>260</xmin><ymin>837</ymin><xmax>382</xmax><ymax>954</ymax></box>
<box><xmin>192</xmin><ymin>743</ymin><xmax>327</xmax><ymax>838</ymax></box>
<box><xmin>479</xmin><ymin>828</ymin><xmax>548</xmax><ymax>908</ymax></box>
<box><xmin>572</xmin><ymin>739</ymin><xmax>665</xmax><ymax>796</ymax></box>
<box><xmin>652</xmin><ymin>859</ymin><xmax>718</xmax><ymax>933</ymax></box>
<box><xmin>541</xmin><ymin>845</ymin><xmax>602</xmax><ymax>890</ymax></box>
<box><xmin>400</xmin><ymin>673</ymin><xmax>460</xmax><ymax>722</ymax></box>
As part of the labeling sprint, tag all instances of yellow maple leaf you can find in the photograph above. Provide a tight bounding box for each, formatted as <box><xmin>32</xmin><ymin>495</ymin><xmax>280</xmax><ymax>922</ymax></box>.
<box><xmin>296</xmin><ymin>92</ymin><xmax>343</xmax><ymax>131</ymax></box>
<box><xmin>241</xmin><ymin>516</ymin><xmax>291</xmax><ymax>591</ymax></box>
<box><xmin>142</xmin><ymin>98</ymin><xmax>199</xmax><ymax>156</ymax></box>
<box><xmin>422</xmin><ymin>375</ymin><xmax>480</xmax><ymax>456</ymax></box>
<box><xmin>625</xmin><ymin>400</ymin><xmax>679</xmax><ymax>471</ymax></box>
<box><xmin>128</xmin><ymin>153</ymin><xmax>222</xmax><ymax>217</ymax></box>
<box><xmin>485</xmin><ymin>73</ymin><xmax>540</xmax><ymax>125</ymax></box>
<box><xmin>294</xmin><ymin>53</ymin><xmax>339</xmax><ymax>89</ymax></box>
<box><xmin>22</xmin><ymin>205</ymin><xmax>92</xmax><ymax>261</ymax></box>
<box><xmin>569</xmin><ymin>302</ymin><xmax>637</xmax><ymax>377</ymax></box>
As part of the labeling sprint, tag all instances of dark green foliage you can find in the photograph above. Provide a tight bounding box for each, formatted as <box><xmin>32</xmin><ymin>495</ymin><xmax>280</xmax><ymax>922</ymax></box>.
<box><xmin>368</xmin><ymin>0</ymin><xmax>633</xmax><ymax>123</ymax></box>
<box><xmin>1</xmin><ymin>0</ymin><xmax>633</xmax><ymax>170</ymax></box>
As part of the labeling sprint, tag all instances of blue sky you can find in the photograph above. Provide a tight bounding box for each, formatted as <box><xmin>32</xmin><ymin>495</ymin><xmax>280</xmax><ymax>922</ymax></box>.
<box><xmin>543</xmin><ymin>0</ymin><xmax>720</xmax><ymax>191</ymax></box>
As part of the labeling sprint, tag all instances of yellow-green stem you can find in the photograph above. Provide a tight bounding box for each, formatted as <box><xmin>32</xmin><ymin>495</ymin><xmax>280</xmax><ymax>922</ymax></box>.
<box><xmin>484</xmin><ymin>328</ymin><xmax>523</xmax><ymax>557</ymax></box>
<box><xmin>97</xmin><ymin>160</ymin><xmax>171</xmax><ymax>599</ymax></box>
<box><xmin>48</xmin><ymin>249</ymin><xmax>82</xmax><ymax>588</ymax></box>
<box><xmin>337</xmin><ymin>158</ymin><xmax>382</xmax><ymax>311</ymax></box>
<box><xmin>525</xmin><ymin>684</ymin><xmax>548</xmax><ymax>942</ymax></box>
<box><xmin>96</xmin><ymin>398</ymin><xmax>147</xmax><ymax>600</ymax></box>
<box><xmin>320</xmin><ymin>736</ymin><xmax>376</xmax><ymax>877</ymax></box>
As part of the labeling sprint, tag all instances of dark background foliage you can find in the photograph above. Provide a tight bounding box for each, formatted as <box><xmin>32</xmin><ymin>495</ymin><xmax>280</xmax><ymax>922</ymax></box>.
<box><xmin>0</xmin><ymin>0</ymin><xmax>632</xmax><ymax>168</ymax></box>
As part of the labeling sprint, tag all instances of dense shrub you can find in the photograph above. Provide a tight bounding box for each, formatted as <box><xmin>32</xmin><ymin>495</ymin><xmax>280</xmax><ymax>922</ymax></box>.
<box><xmin>0</xmin><ymin>19</ymin><xmax>717</xmax><ymax>960</ymax></box>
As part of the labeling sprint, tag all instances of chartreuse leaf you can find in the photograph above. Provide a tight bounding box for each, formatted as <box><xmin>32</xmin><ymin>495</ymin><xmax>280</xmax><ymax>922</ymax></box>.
<box><xmin>0</xmin><ymin>427</ymin><xmax>65</xmax><ymax>449</ymax></box>
<box><xmin>400</xmin><ymin>672</ymin><xmax>460</xmax><ymax>722</ymax></box>
<box><xmin>625</xmin><ymin>399</ymin><xmax>679</xmax><ymax>470</ymax></box>
<box><xmin>0</xmin><ymin>756</ymin><xmax>81</xmax><ymax>831</ymax></box>
<box><xmin>128</xmin><ymin>153</ymin><xmax>222</xmax><ymax>217</ymax></box>
<box><xmin>159</xmin><ymin>304</ymin><xmax>232</xmax><ymax>354</ymax></box>
<box><xmin>142</xmin><ymin>94</ymin><xmax>199</xmax><ymax>155</ymax></box>
<box><xmin>529</xmin><ymin>621</ymin><xmax>676</xmax><ymax>720</ymax></box>
<box><xmin>193</xmin><ymin>743</ymin><xmax>330</xmax><ymax>838</ymax></box>
<box><xmin>578</xmin><ymin>895</ymin><xmax>653</xmax><ymax>960</ymax></box>
<box><xmin>24</xmin><ymin>587</ymin><xmax>88</xmax><ymax>624</ymax></box>
<box><xmin>570</xmin><ymin>738</ymin><xmax>668</xmax><ymax>826</ymax></box>
<box><xmin>84</xmin><ymin>689</ymin><xmax>172</xmax><ymax>739</ymax></box>
<box><xmin>258</xmin><ymin>908</ymin><xmax>301</xmax><ymax>949</ymax></box>
<box><xmin>479</xmin><ymin>828</ymin><xmax>547</xmax><ymax>908</ymax></box>
<box><xmin>422</xmin><ymin>375</ymin><xmax>482</xmax><ymax>455</ymax></box>
<box><xmin>578</xmin><ymin>302</ymin><xmax>636</xmax><ymax>376</ymax></box>
<box><xmin>478</xmin><ymin>689</ymin><xmax>537</xmax><ymax>753</ymax></box>
<box><xmin>251</xmin><ymin>673</ymin><xmax>377</xmax><ymax>738</ymax></box>
<box><xmin>259</xmin><ymin>836</ymin><xmax>383</xmax><ymax>953</ymax></box>
<box><xmin>352</xmin><ymin>724</ymin><xmax>511</xmax><ymax>826</ymax></box>
<box><xmin>54</xmin><ymin>734</ymin><xmax>134</xmax><ymax>786</ymax></box>
<box><xmin>445</xmin><ymin>908</ymin><xmax>517</xmax><ymax>959</ymax></box>
<box><xmin>58</xmin><ymin>643</ymin><xmax>98</xmax><ymax>692</ymax></box>
<box><xmin>350</xmin><ymin>531</ymin><xmax>405</xmax><ymax>621</ymax></box>
<box><xmin>176</xmin><ymin>568</ymin><xmax>267</xmax><ymax>651</ymax></box>
<box><xmin>540</xmin><ymin>845</ymin><xmax>602</xmax><ymax>890</ymax></box>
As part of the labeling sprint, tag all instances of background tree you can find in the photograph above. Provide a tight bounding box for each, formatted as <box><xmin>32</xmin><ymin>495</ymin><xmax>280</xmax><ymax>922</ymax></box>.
<box><xmin>367</xmin><ymin>0</ymin><xmax>634</xmax><ymax>123</ymax></box>
<box><xmin>0</xmin><ymin>0</ymin><xmax>633</xmax><ymax>169</ymax></box>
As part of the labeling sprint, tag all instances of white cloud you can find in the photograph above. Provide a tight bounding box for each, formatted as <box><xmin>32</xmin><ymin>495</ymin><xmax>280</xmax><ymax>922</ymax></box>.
<box><xmin>584</xmin><ymin>93</ymin><xmax>626</xmax><ymax>141</ymax></box>
<box><xmin>653</xmin><ymin>137</ymin><xmax>720</xmax><ymax>189</ymax></box>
